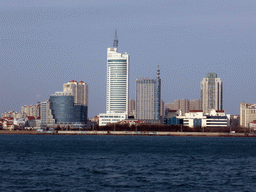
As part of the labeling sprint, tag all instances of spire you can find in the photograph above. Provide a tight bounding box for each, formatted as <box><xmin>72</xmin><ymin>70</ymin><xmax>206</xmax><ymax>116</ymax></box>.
<box><xmin>113</xmin><ymin>29</ymin><xmax>118</xmax><ymax>50</ymax></box>
<box><xmin>157</xmin><ymin>64</ymin><xmax>160</xmax><ymax>79</ymax></box>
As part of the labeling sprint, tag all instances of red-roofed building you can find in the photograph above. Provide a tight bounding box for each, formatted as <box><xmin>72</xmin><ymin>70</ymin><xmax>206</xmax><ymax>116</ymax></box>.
<box><xmin>248</xmin><ymin>120</ymin><xmax>256</xmax><ymax>130</ymax></box>
<box><xmin>27</xmin><ymin>116</ymin><xmax>35</xmax><ymax>121</ymax></box>
<box><xmin>63</xmin><ymin>80</ymin><xmax>88</xmax><ymax>107</ymax></box>
<box><xmin>189</xmin><ymin>110</ymin><xmax>203</xmax><ymax>113</ymax></box>
<box><xmin>25</xmin><ymin>116</ymin><xmax>36</xmax><ymax>127</ymax></box>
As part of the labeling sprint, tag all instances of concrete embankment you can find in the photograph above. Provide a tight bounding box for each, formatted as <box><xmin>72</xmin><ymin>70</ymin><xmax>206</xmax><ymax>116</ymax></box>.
<box><xmin>53</xmin><ymin>131</ymin><xmax>256</xmax><ymax>137</ymax></box>
<box><xmin>0</xmin><ymin>130</ymin><xmax>255</xmax><ymax>137</ymax></box>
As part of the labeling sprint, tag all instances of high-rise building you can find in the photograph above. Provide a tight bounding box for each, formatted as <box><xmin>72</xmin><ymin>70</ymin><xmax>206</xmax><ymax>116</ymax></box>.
<box><xmin>189</xmin><ymin>99</ymin><xmax>201</xmax><ymax>111</ymax></box>
<box><xmin>21</xmin><ymin>105</ymin><xmax>30</xmax><ymax>116</ymax></box>
<box><xmin>49</xmin><ymin>92</ymin><xmax>87</xmax><ymax>126</ymax></box>
<box><xmin>135</xmin><ymin>67</ymin><xmax>161</xmax><ymax>120</ymax></box>
<box><xmin>106</xmin><ymin>51</ymin><xmax>129</xmax><ymax>113</ymax></box>
<box><xmin>160</xmin><ymin>100</ymin><xmax>164</xmax><ymax>118</ymax></box>
<box><xmin>200</xmin><ymin>73</ymin><xmax>223</xmax><ymax>113</ymax></box>
<box><xmin>63</xmin><ymin>80</ymin><xmax>88</xmax><ymax>106</ymax></box>
<box><xmin>21</xmin><ymin>103</ymin><xmax>40</xmax><ymax>119</ymax></box>
<box><xmin>40</xmin><ymin>99</ymin><xmax>55</xmax><ymax>126</ymax></box>
<box><xmin>240</xmin><ymin>102</ymin><xmax>256</xmax><ymax>127</ymax></box>
<box><xmin>164</xmin><ymin>103</ymin><xmax>175</xmax><ymax>115</ymax></box>
<box><xmin>180</xmin><ymin>99</ymin><xmax>189</xmax><ymax>115</ymax></box>
<box><xmin>128</xmin><ymin>99</ymin><xmax>135</xmax><ymax>116</ymax></box>
<box><xmin>99</xmin><ymin>31</ymin><xmax>130</xmax><ymax>126</ymax></box>
<box><xmin>63</xmin><ymin>80</ymin><xmax>88</xmax><ymax>121</ymax></box>
<box><xmin>165</xmin><ymin>99</ymin><xmax>200</xmax><ymax>115</ymax></box>
<box><xmin>174</xmin><ymin>100</ymin><xmax>180</xmax><ymax>110</ymax></box>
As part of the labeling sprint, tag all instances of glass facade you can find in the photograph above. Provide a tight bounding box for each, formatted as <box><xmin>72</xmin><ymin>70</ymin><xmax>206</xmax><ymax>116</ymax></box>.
<box><xmin>193</xmin><ymin>119</ymin><xmax>202</xmax><ymax>127</ymax></box>
<box><xmin>50</xmin><ymin>95</ymin><xmax>87</xmax><ymax>124</ymax></box>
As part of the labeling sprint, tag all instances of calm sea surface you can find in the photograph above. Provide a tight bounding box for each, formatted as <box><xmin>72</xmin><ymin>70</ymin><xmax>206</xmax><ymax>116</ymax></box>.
<box><xmin>1</xmin><ymin>135</ymin><xmax>256</xmax><ymax>191</ymax></box>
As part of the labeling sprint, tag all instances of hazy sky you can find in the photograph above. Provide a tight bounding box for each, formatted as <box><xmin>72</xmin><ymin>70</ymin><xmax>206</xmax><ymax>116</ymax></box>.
<box><xmin>1</xmin><ymin>0</ymin><xmax>256</xmax><ymax>118</ymax></box>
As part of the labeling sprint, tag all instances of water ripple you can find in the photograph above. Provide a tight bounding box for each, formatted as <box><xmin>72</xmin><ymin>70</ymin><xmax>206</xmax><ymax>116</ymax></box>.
<box><xmin>1</xmin><ymin>135</ymin><xmax>256</xmax><ymax>191</ymax></box>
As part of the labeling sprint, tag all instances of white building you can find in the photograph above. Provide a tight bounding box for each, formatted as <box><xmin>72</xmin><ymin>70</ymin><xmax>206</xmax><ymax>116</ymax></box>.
<box><xmin>99</xmin><ymin>112</ymin><xmax>127</xmax><ymax>126</ymax></box>
<box><xmin>201</xmin><ymin>73</ymin><xmax>223</xmax><ymax>113</ymax></box>
<box><xmin>181</xmin><ymin>109</ymin><xmax>230</xmax><ymax>128</ymax></box>
<box><xmin>21</xmin><ymin>103</ymin><xmax>40</xmax><ymax>118</ymax></box>
<box><xmin>40</xmin><ymin>99</ymin><xmax>55</xmax><ymax>127</ymax></box>
<box><xmin>99</xmin><ymin>31</ymin><xmax>129</xmax><ymax>126</ymax></box>
<box><xmin>240</xmin><ymin>102</ymin><xmax>256</xmax><ymax>127</ymax></box>
<box><xmin>63</xmin><ymin>80</ymin><xmax>88</xmax><ymax>106</ymax></box>
<box><xmin>106</xmin><ymin>48</ymin><xmax>129</xmax><ymax>114</ymax></box>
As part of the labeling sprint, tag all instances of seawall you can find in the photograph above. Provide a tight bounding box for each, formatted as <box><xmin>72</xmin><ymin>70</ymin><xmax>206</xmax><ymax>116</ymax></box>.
<box><xmin>0</xmin><ymin>130</ymin><xmax>255</xmax><ymax>137</ymax></box>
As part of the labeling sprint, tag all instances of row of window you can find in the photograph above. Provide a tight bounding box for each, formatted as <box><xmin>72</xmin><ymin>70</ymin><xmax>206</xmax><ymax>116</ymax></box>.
<box><xmin>101</xmin><ymin>119</ymin><xmax>121</xmax><ymax>122</ymax></box>
<box><xmin>100</xmin><ymin>116</ymin><xmax>124</xmax><ymax>118</ymax></box>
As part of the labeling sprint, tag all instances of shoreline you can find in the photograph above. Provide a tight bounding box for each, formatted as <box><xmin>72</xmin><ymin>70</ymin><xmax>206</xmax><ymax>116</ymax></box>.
<box><xmin>0</xmin><ymin>130</ymin><xmax>255</xmax><ymax>137</ymax></box>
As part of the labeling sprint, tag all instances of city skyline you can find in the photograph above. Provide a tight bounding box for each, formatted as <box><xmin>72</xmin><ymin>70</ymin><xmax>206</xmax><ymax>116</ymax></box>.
<box><xmin>1</xmin><ymin>0</ymin><xmax>256</xmax><ymax>118</ymax></box>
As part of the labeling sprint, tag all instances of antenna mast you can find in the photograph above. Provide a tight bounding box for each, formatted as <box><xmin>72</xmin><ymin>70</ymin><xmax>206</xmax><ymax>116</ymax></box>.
<box><xmin>113</xmin><ymin>29</ymin><xmax>118</xmax><ymax>50</ymax></box>
<box><xmin>157</xmin><ymin>64</ymin><xmax>160</xmax><ymax>79</ymax></box>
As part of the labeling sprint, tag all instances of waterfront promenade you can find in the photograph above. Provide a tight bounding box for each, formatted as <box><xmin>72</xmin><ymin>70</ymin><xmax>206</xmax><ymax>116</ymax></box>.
<box><xmin>0</xmin><ymin>130</ymin><xmax>255</xmax><ymax>137</ymax></box>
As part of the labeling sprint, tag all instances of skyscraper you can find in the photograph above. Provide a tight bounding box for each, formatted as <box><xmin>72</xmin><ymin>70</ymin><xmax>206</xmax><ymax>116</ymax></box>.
<box><xmin>135</xmin><ymin>67</ymin><xmax>161</xmax><ymax>120</ymax></box>
<box><xmin>63</xmin><ymin>80</ymin><xmax>88</xmax><ymax>121</ymax></box>
<box><xmin>200</xmin><ymin>73</ymin><xmax>223</xmax><ymax>113</ymax></box>
<box><xmin>106</xmin><ymin>48</ymin><xmax>129</xmax><ymax>114</ymax></box>
<box><xmin>63</xmin><ymin>80</ymin><xmax>88</xmax><ymax>106</ymax></box>
<box><xmin>189</xmin><ymin>99</ymin><xmax>201</xmax><ymax>111</ymax></box>
<box><xmin>40</xmin><ymin>99</ymin><xmax>55</xmax><ymax>127</ymax></box>
<box><xmin>174</xmin><ymin>100</ymin><xmax>180</xmax><ymax>110</ymax></box>
<box><xmin>99</xmin><ymin>31</ymin><xmax>130</xmax><ymax>126</ymax></box>
<box><xmin>49</xmin><ymin>92</ymin><xmax>87</xmax><ymax>126</ymax></box>
<box><xmin>180</xmin><ymin>99</ymin><xmax>189</xmax><ymax>115</ymax></box>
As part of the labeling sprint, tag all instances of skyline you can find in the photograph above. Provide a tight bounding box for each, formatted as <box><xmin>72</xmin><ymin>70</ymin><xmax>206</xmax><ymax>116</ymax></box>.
<box><xmin>1</xmin><ymin>0</ymin><xmax>256</xmax><ymax>118</ymax></box>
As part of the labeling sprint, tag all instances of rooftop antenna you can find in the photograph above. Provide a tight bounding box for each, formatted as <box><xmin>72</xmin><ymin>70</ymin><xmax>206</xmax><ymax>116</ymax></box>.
<box><xmin>157</xmin><ymin>64</ymin><xmax>160</xmax><ymax>79</ymax></box>
<box><xmin>113</xmin><ymin>29</ymin><xmax>118</xmax><ymax>50</ymax></box>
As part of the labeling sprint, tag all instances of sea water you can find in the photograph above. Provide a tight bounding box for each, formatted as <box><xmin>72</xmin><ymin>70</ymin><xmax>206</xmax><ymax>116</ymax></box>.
<box><xmin>1</xmin><ymin>135</ymin><xmax>256</xmax><ymax>191</ymax></box>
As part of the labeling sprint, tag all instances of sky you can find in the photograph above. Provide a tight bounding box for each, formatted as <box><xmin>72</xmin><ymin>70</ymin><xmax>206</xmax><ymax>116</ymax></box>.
<box><xmin>1</xmin><ymin>0</ymin><xmax>256</xmax><ymax>118</ymax></box>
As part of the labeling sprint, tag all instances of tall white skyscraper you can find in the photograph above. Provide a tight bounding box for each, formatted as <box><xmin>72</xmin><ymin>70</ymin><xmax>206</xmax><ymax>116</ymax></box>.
<box><xmin>201</xmin><ymin>73</ymin><xmax>223</xmax><ymax>113</ymax></box>
<box><xmin>106</xmin><ymin>47</ymin><xmax>129</xmax><ymax>114</ymax></box>
<box><xmin>99</xmin><ymin>31</ymin><xmax>130</xmax><ymax>126</ymax></box>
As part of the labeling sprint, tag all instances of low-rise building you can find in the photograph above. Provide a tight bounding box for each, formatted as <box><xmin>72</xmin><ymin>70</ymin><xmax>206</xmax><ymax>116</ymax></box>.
<box><xmin>99</xmin><ymin>113</ymin><xmax>127</xmax><ymax>126</ymax></box>
<box><xmin>1</xmin><ymin>111</ymin><xmax>26</xmax><ymax>119</ymax></box>
<box><xmin>165</xmin><ymin>109</ymin><xmax>230</xmax><ymax>128</ymax></box>
<box><xmin>118</xmin><ymin>119</ymin><xmax>146</xmax><ymax>126</ymax></box>
<box><xmin>248</xmin><ymin>120</ymin><xmax>256</xmax><ymax>131</ymax></box>
<box><xmin>181</xmin><ymin>109</ymin><xmax>230</xmax><ymax>128</ymax></box>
